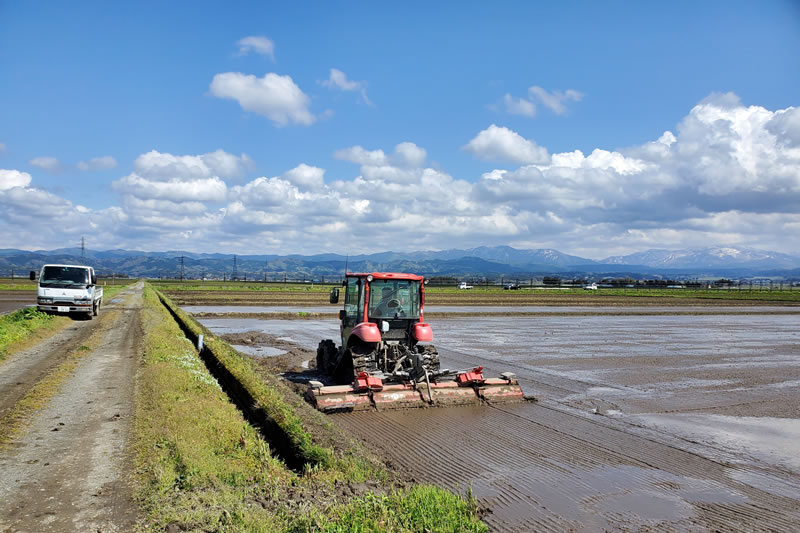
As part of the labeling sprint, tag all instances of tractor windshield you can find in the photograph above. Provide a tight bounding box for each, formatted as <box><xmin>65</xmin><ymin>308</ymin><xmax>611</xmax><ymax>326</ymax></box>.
<box><xmin>368</xmin><ymin>279</ymin><xmax>420</xmax><ymax>319</ymax></box>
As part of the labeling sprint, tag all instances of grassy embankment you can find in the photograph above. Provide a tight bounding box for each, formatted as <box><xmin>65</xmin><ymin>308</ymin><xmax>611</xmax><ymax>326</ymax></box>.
<box><xmin>0</xmin><ymin>283</ymin><xmax>131</xmax><ymax>363</ymax></box>
<box><xmin>136</xmin><ymin>283</ymin><xmax>486</xmax><ymax>532</ymax></box>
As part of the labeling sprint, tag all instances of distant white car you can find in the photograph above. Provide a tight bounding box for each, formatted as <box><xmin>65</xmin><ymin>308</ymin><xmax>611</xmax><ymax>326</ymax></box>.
<box><xmin>458</xmin><ymin>282</ymin><xmax>473</xmax><ymax>290</ymax></box>
<box><xmin>584</xmin><ymin>282</ymin><xmax>598</xmax><ymax>290</ymax></box>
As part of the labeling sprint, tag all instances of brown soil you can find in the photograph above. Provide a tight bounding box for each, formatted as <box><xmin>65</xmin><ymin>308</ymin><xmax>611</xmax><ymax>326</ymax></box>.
<box><xmin>220</xmin><ymin>331</ymin><xmax>316</xmax><ymax>374</ymax></box>
<box><xmin>0</xmin><ymin>283</ymin><xmax>143</xmax><ymax>532</ymax></box>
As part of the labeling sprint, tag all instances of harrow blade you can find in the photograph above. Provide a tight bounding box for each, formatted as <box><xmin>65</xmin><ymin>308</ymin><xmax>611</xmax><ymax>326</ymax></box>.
<box><xmin>306</xmin><ymin>373</ymin><xmax>526</xmax><ymax>413</ymax></box>
<box><xmin>304</xmin><ymin>384</ymin><xmax>373</xmax><ymax>412</ymax></box>
<box><xmin>475</xmin><ymin>377</ymin><xmax>526</xmax><ymax>403</ymax></box>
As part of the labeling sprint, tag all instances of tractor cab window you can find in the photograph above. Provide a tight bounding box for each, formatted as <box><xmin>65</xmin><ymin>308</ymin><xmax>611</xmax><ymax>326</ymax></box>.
<box><xmin>368</xmin><ymin>279</ymin><xmax>420</xmax><ymax>319</ymax></box>
<box><xmin>343</xmin><ymin>277</ymin><xmax>362</xmax><ymax>325</ymax></box>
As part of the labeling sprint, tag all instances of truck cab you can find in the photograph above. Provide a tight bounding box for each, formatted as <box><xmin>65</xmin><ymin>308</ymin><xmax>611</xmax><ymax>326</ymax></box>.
<box><xmin>30</xmin><ymin>264</ymin><xmax>103</xmax><ymax>318</ymax></box>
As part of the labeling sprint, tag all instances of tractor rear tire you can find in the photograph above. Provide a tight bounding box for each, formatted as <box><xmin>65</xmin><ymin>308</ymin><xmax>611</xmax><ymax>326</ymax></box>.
<box><xmin>416</xmin><ymin>344</ymin><xmax>440</xmax><ymax>373</ymax></box>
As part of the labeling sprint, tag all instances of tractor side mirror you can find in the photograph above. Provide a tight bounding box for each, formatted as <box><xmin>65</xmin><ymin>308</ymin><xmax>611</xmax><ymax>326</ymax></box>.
<box><xmin>338</xmin><ymin>309</ymin><xmax>346</xmax><ymax>321</ymax></box>
<box><xmin>29</xmin><ymin>271</ymin><xmax>37</xmax><ymax>281</ymax></box>
<box><xmin>329</xmin><ymin>288</ymin><xmax>339</xmax><ymax>304</ymax></box>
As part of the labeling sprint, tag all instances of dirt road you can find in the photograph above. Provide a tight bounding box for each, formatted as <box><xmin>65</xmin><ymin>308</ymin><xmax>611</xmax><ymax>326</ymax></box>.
<box><xmin>0</xmin><ymin>283</ymin><xmax>142</xmax><ymax>533</ymax></box>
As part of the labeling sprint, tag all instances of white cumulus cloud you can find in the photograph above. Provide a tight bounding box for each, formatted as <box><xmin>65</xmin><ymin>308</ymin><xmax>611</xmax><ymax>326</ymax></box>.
<box><xmin>134</xmin><ymin>149</ymin><xmax>253</xmax><ymax>180</ymax></box>
<box><xmin>528</xmin><ymin>86</ymin><xmax>583</xmax><ymax>114</ymax></box>
<box><xmin>463</xmin><ymin>124</ymin><xmax>550</xmax><ymax>164</ymax></box>
<box><xmin>503</xmin><ymin>93</ymin><xmax>536</xmax><ymax>117</ymax></box>
<box><xmin>282</xmin><ymin>163</ymin><xmax>325</xmax><ymax>190</ymax></box>
<box><xmin>236</xmin><ymin>36</ymin><xmax>275</xmax><ymax>60</ymax></box>
<box><xmin>321</xmin><ymin>68</ymin><xmax>372</xmax><ymax>105</ymax></box>
<box><xmin>77</xmin><ymin>155</ymin><xmax>117</xmax><ymax>171</ymax></box>
<box><xmin>29</xmin><ymin>156</ymin><xmax>64</xmax><ymax>173</ymax></box>
<box><xmin>114</xmin><ymin>174</ymin><xmax>227</xmax><ymax>203</ymax></box>
<box><xmin>0</xmin><ymin>169</ymin><xmax>32</xmax><ymax>190</ymax></box>
<box><xmin>4</xmin><ymin>94</ymin><xmax>799</xmax><ymax>258</ymax></box>
<box><xmin>210</xmin><ymin>72</ymin><xmax>315</xmax><ymax>126</ymax></box>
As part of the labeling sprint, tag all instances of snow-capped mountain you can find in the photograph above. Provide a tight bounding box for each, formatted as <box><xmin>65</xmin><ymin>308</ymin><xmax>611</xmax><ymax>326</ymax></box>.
<box><xmin>602</xmin><ymin>247</ymin><xmax>800</xmax><ymax>269</ymax></box>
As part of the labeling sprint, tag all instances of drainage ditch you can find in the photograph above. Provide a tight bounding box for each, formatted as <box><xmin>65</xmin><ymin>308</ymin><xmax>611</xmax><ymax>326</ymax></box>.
<box><xmin>157</xmin><ymin>293</ymin><xmax>307</xmax><ymax>472</ymax></box>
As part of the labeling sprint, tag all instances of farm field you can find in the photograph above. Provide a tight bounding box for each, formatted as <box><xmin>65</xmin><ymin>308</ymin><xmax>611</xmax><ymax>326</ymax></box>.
<box><xmin>155</xmin><ymin>279</ymin><xmax>800</xmax><ymax>308</ymax></box>
<box><xmin>180</xmin><ymin>284</ymin><xmax>800</xmax><ymax>531</ymax></box>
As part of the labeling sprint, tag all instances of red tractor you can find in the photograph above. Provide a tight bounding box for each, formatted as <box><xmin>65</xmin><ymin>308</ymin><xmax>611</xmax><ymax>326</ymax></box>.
<box><xmin>307</xmin><ymin>272</ymin><xmax>525</xmax><ymax>412</ymax></box>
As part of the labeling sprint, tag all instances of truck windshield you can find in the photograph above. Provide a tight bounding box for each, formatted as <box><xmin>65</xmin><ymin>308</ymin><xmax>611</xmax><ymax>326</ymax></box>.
<box><xmin>368</xmin><ymin>279</ymin><xmax>420</xmax><ymax>319</ymax></box>
<box><xmin>40</xmin><ymin>266</ymin><xmax>89</xmax><ymax>288</ymax></box>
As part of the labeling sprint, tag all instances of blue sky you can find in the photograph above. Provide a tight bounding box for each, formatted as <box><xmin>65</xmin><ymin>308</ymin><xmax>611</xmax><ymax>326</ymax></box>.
<box><xmin>1</xmin><ymin>1</ymin><xmax>799</xmax><ymax>258</ymax></box>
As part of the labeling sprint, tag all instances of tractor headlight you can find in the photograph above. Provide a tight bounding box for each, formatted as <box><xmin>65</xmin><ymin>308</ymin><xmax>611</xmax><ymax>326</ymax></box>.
<box><xmin>367</xmin><ymin>274</ymin><xmax>373</xmax><ymax>282</ymax></box>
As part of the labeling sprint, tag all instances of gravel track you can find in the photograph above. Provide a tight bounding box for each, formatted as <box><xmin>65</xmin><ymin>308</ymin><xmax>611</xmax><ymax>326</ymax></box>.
<box><xmin>0</xmin><ymin>283</ymin><xmax>142</xmax><ymax>533</ymax></box>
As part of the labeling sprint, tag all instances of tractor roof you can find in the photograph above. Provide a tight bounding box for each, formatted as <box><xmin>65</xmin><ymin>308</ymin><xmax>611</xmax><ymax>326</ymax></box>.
<box><xmin>347</xmin><ymin>272</ymin><xmax>425</xmax><ymax>281</ymax></box>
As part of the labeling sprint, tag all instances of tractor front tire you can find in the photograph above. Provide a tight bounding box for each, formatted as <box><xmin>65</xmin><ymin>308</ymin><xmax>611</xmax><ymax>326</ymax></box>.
<box><xmin>316</xmin><ymin>339</ymin><xmax>337</xmax><ymax>376</ymax></box>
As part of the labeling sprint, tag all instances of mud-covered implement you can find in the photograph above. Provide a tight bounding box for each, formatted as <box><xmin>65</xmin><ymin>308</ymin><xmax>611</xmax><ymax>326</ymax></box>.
<box><xmin>306</xmin><ymin>367</ymin><xmax>524</xmax><ymax>413</ymax></box>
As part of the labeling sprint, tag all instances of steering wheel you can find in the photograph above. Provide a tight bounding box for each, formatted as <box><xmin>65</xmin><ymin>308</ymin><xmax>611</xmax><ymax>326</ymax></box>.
<box><xmin>387</xmin><ymin>298</ymin><xmax>401</xmax><ymax>308</ymax></box>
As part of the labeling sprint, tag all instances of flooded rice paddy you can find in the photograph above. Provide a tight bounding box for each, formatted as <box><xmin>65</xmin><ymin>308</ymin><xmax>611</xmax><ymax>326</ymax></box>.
<box><xmin>193</xmin><ymin>306</ymin><xmax>800</xmax><ymax>531</ymax></box>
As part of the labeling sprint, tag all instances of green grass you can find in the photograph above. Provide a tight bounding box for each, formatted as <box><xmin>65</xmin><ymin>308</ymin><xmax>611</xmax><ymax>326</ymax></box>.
<box><xmin>292</xmin><ymin>487</ymin><xmax>487</xmax><ymax>533</ymax></box>
<box><xmin>137</xmin><ymin>283</ymin><xmax>487</xmax><ymax>532</ymax></box>
<box><xmin>0</xmin><ymin>307</ymin><xmax>68</xmax><ymax>362</ymax></box>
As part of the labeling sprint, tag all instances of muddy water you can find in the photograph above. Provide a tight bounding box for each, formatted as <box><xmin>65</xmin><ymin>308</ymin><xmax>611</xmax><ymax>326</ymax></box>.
<box><xmin>0</xmin><ymin>291</ymin><xmax>34</xmax><ymax>315</ymax></box>
<box><xmin>194</xmin><ymin>311</ymin><xmax>800</xmax><ymax>531</ymax></box>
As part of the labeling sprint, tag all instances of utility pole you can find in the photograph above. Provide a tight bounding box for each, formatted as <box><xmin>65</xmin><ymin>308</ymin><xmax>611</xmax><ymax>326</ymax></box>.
<box><xmin>180</xmin><ymin>255</ymin><xmax>185</xmax><ymax>282</ymax></box>
<box><xmin>232</xmin><ymin>255</ymin><xmax>238</xmax><ymax>281</ymax></box>
<box><xmin>81</xmin><ymin>236</ymin><xmax>85</xmax><ymax>263</ymax></box>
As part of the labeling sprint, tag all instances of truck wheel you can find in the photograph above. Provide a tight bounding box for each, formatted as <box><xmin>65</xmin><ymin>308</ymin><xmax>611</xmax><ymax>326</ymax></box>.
<box><xmin>93</xmin><ymin>301</ymin><xmax>99</xmax><ymax>316</ymax></box>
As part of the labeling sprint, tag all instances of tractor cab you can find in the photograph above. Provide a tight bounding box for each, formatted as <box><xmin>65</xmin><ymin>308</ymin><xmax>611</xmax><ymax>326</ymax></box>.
<box><xmin>329</xmin><ymin>273</ymin><xmax>431</xmax><ymax>351</ymax></box>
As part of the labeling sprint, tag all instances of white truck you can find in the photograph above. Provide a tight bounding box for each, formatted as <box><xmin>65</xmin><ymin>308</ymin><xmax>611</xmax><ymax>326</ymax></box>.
<box><xmin>30</xmin><ymin>264</ymin><xmax>103</xmax><ymax>319</ymax></box>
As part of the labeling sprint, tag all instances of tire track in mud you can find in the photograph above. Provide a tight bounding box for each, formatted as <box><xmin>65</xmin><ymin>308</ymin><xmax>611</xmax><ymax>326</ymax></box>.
<box><xmin>333</xmin><ymin>401</ymin><xmax>799</xmax><ymax>532</ymax></box>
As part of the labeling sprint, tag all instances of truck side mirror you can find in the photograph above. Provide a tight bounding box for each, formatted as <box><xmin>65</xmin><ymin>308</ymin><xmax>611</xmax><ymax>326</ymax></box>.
<box><xmin>91</xmin><ymin>274</ymin><xmax>97</xmax><ymax>285</ymax></box>
<box><xmin>29</xmin><ymin>271</ymin><xmax>36</xmax><ymax>281</ymax></box>
<box><xmin>339</xmin><ymin>309</ymin><xmax>346</xmax><ymax>321</ymax></box>
<box><xmin>329</xmin><ymin>288</ymin><xmax>339</xmax><ymax>304</ymax></box>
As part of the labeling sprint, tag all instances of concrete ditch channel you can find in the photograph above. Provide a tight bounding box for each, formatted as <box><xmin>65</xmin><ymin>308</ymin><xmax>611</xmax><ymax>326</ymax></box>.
<box><xmin>190</xmin><ymin>305</ymin><xmax>800</xmax><ymax>532</ymax></box>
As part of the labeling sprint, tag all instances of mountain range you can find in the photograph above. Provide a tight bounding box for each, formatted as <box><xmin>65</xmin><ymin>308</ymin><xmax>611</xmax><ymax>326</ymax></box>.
<box><xmin>1</xmin><ymin>246</ymin><xmax>799</xmax><ymax>280</ymax></box>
